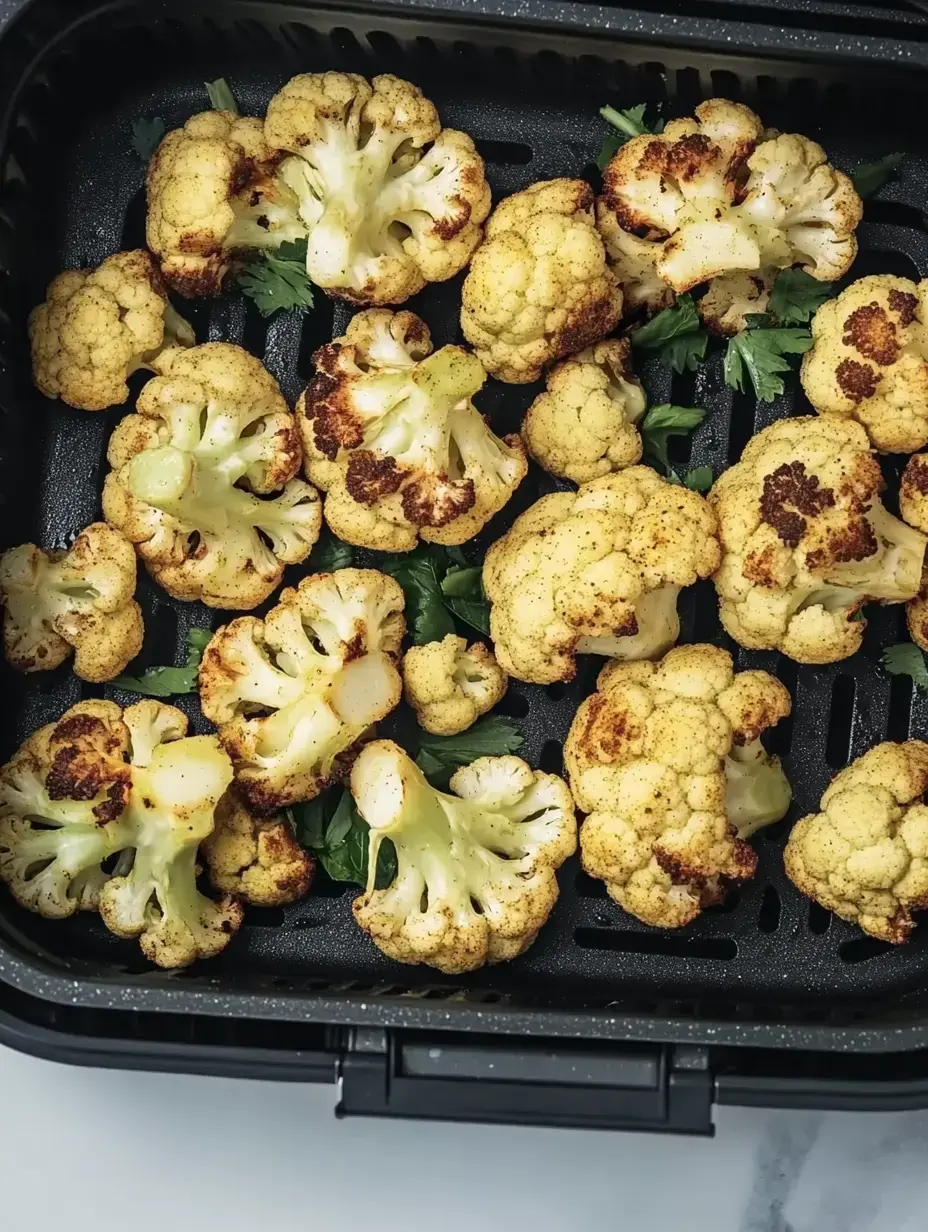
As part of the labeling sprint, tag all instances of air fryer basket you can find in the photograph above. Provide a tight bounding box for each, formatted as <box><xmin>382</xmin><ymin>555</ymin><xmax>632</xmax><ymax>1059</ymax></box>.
<box><xmin>5</xmin><ymin>0</ymin><xmax>928</xmax><ymax>1047</ymax></box>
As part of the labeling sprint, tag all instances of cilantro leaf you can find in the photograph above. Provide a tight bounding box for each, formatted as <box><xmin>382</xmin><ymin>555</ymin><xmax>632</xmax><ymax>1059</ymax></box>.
<box><xmin>238</xmin><ymin>239</ymin><xmax>315</xmax><ymax>317</ymax></box>
<box><xmin>630</xmin><ymin>294</ymin><xmax>709</xmax><ymax>373</ymax></box>
<box><xmin>767</xmin><ymin>268</ymin><xmax>834</xmax><ymax>326</ymax></box>
<box><xmin>415</xmin><ymin>716</ymin><xmax>524</xmax><ymax>787</ymax></box>
<box><xmin>131</xmin><ymin>116</ymin><xmax>165</xmax><ymax>162</ymax></box>
<box><xmin>852</xmin><ymin>153</ymin><xmax>904</xmax><ymax>200</ymax></box>
<box><xmin>723</xmin><ymin>320</ymin><xmax>813</xmax><ymax>402</ymax></box>
<box><xmin>111</xmin><ymin>628</ymin><xmax>212</xmax><ymax>697</ymax></box>
<box><xmin>205</xmin><ymin>78</ymin><xmax>238</xmax><ymax>114</ymax></box>
<box><xmin>291</xmin><ymin>788</ymin><xmax>396</xmax><ymax>889</ymax></box>
<box><xmin>382</xmin><ymin>547</ymin><xmax>456</xmax><ymax>645</ymax></box>
<box><xmin>882</xmin><ymin>643</ymin><xmax>928</xmax><ymax>691</ymax></box>
<box><xmin>596</xmin><ymin>103</ymin><xmax>663</xmax><ymax>171</ymax></box>
<box><xmin>440</xmin><ymin>565</ymin><xmax>489</xmax><ymax>636</ymax></box>
<box><xmin>640</xmin><ymin>404</ymin><xmax>706</xmax><ymax>474</ymax></box>
<box><xmin>312</xmin><ymin>532</ymin><xmax>354</xmax><ymax>572</ymax></box>
<box><xmin>668</xmin><ymin>465</ymin><xmax>714</xmax><ymax>492</ymax></box>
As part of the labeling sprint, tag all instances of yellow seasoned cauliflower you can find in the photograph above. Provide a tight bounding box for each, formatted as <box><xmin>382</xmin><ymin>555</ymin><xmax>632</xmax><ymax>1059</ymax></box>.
<box><xmin>460</xmin><ymin>179</ymin><xmax>622</xmax><ymax>383</ymax></box>
<box><xmin>483</xmin><ymin>467</ymin><xmax>720</xmax><ymax>684</ymax></box>
<box><xmin>102</xmin><ymin>342</ymin><xmax>321</xmax><ymax>609</ymax></box>
<box><xmin>595</xmin><ymin>213</ymin><xmax>675</xmax><ymax>316</ymax></box>
<box><xmin>521</xmin><ymin>338</ymin><xmax>646</xmax><ymax>483</ymax></box>
<box><xmin>784</xmin><ymin>741</ymin><xmax>928</xmax><ymax>944</ymax></box>
<box><xmin>899</xmin><ymin>454</ymin><xmax>928</xmax><ymax>649</ymax></box>
<box><xmin>800</xmin><ymin>275</ymin><xmax>928</xmax><ymax>453</ymax></box>
<box><xmin>565</xmin><ymin>644</ymin><xmax>792</xmax><ymax>929</ymax></box>
<box><xmin>402</xmin><ymin>635</ymin><xmax>507</xmax><ymax>736</ymax></box>
<box><xmin>697</xmin><ymin>270</ymin><xmax>775</xmax><ymax>337</ymax></box>
<box><xmin>202</xmin><ymin>789</ymin><xmax>314</xmax><ymax>907</ymax></box>
<box><xmin>711</xmin><ymin>416</ymin><xmax>927</xmax><ymax>664</ymax></box>
<box><xmin>28</xmin><ymin>250</ymin><xmax>194</xmax><ymax>411</ymax></box>
<box><xmin>0</xmin><ymin>524</ymin><xmax>143</xmax><ymax>682</ymax></box>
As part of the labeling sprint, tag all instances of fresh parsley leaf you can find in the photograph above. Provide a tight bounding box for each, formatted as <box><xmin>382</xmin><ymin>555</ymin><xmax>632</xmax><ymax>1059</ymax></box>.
<box><xmin>767</xmin><ymin>268</ymin><xmax>834</xmax><ymax>326</ymax></box>
<box><xmin>111</xmin><ymin>627</ymin><xmax>212</xmax><ymax>697</ymax></box>
<box><xmin>239</xmin><ymin>239</ymin><xmax>315</xmax><ymax>317</ymax></box>
<box><xmin>630</xmin><ymin>294</ymin><xmax>709</xmax><ymax>373</ymax></box>
<box><xmin>852</xmin><ymin>153</ymin><xmax>904</xmax><ymax>199</ymax></box>
<box><xmin>724</xmin><ymin>320</ymin><xmax>813</xmax><ymax>402</ymax></box>
<box><xmin>440</xmin><ymin>565</ymin><xmax>490</xmax><ymax>636</ymax></box>
<box><xmin>382</xmin><ymin>547</ymin><xmax>456</xmax><ymax>645</ymax></box>
<box><xmin>640</xmin><ymin>404</ymin><xmax>706</xmax><ymax>474</ymax></box>
<box><xmin>291</xmin><ymin>787</ymin><xmax>396</xmax><ymax>889</ymax></box>
<box><xmin>131</xmin><ymin>116</ymin><xmax>165</xmax><ymax>161</ymax></box>
<box><xmin>670</xmin><ymin>465</ymin><xmax>714</xmax><ymax>492</ymax></box>
<box><xmin>415</xmin><ymin>716</ymin><xmax>524</xmax><ymax>787</ymax></box>
<box><xmin>312</xmin><ymin>532</ymin><xmax>354</xmax><ymax>572</ymax></box>
<box><xmin>596</xmin><ymin>103</ymin><xmax>664</xmax><ymax>171</ymax></box>
<box><xmin>205</xmin><ymin>77</ymin><xmax>239</xmax><ymax>114</ymax></box>
<box><xmin>882</xmin><ymin>642</ymin><xmax>928</xmax><ymax>691</ymax></box>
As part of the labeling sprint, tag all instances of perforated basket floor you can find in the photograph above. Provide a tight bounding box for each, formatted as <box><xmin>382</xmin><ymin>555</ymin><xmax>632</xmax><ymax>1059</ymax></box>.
<box><xmin>2</xmin><ymin>0</ymin><xmax>928</xmax><ymax>1013</ymax></box>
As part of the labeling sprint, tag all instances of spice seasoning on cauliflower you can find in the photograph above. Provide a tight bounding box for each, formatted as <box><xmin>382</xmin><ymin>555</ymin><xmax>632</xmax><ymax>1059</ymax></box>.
<box><xmin>801</xmin><ymin>275</ymin><xmax>928</xmax><ymax>453</ymax></box>
<box><xmin>565</xmin><ymin>644</ymin><xmax>792</xmax><ymax>929</ymax></box>
<box><xmin>102</xmin><ymin>342</ymin><xmax>321</xmax><ymax>610</ymax></box>
<box><xmin>483</xmin><ymin>467</ymin><xmax>721</xmax><ymax>684</ymax></box>
<box><xmin>521</xmin><ymin>339</ymin><xmax>647</xmax><ymax>484</ymax></box>
<box><xmin>298</xmin><ymin>308</ymin><xmax>526</xmax><ymax>552</ymax></box>
<box><xmin>351</xmin><ymin>739</ymin><xmax>576</xmax><ymax>972</ymax></box>
<box><xmin>785</xmin><ymin>741</ymin><xmax>928</xmax><ymax>944</ymax></box>
<box><xmin>460</xmin><ymin>178</ymin><xmax>622</xmax><ymax>384</ymax></box>
<box><xmin>402</xmin><ymin>635</ymin><xmax>507</xmax><ymax>736</ymax></box>
<box><xmin>28</xmin><ymin>250</ymin><xmax>194</xmax><ymax>411</ymax></box>
<box><xmin>899</xmin><ymin>453</ymin><xmax>928</xmax><ymax>650</ymax></box>
<box><xmin>711</xmin><ymin>416</ymin><xmax>927</xmax><ymax>664</ymax></box>
<box><xmin>202</xmin><ymin>789</ymin><xmax>314</xmax><ymax>907</ymax></box>
<box><xmin>0</xmin><ymin>524</ymin><xmax>143</xmax><ymax>682</ymax></box>
<box><xmin>697</xmin><ymin>270</ymin><xmax>776</xmax><ymax>337</ymax></box>
<box><xmin>198</xmin><ymin>569</ymin><xmax>405</xmax><ymax>812</ymax></box>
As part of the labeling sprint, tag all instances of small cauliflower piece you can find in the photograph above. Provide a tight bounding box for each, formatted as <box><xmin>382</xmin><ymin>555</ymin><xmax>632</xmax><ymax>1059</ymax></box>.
<box><xmin>263</xmin><ymin>72</ymin><xmax>490</xmax><ymax>304</ymax></box>
<box><xmin>521</xmin><ymin>339</ymin><xmax>646</xmax><ymax>484</ymax></box>
<box><xmin>784</xmin><ymin>741</ymin><xmax>928</xmax><ymax>943</ymax></box>
<box><xmin>461</xmin><ymin>179</ymin><xmax>622</xmax><ymax>383</ymax></box>
<box><xmin>565</xmin><ymin>644</ymin><xmax>792</xmax><ymax>928</ymax></box>
<box><xmin>697</xmin><ymin>270</ymin><xmax>775</xmax><ymax>337</ymax></box>
<box><xmin>483</xmin><ymin>466</ymin><xmax>720</xmax><ymax>684</ymax></box>
<box><xmin>801</xmin><ymin>275</ymin><xmax>928</xmax><ymax>453</ymax></box>
<box><xmin>403</xmin><ymin>635</ymin><xmax>507</xmax><ymax>736</ymax></box>
<box><xmin>900</xmin><ymin>454</ymin><xmax>928</xmax><ymax>649</ymax></box>
<box><xmin>298</xmin><ymin>308</ymin><xmax>526</xmax><ymax>551</ymax></box>
<box><xmin>0</xmin><ymin>523</ymin><xmax>143</xmax><ymax>682</ymax></box>
<box><xmin>711</xmin><ymin>416</ymin><xmax>927</xmax><ymax>664</ymax></box>
<box><xmin>102</xmin><ymin>342</ymin><xmax>321</xmax><ymax>609</ymax></box>
<box><xmin>595</xmin><ymin>211</ymin><xmax>674</xmax><ymax>316</ymax></box>
<box><xmin>202</xmin><ymin>789</ymin><xmax>314</xmax><ymax>907</ymax></box>
<box><xmin>198</xmin><ymin>569</ymin><xmax>405</xmax><ymax>811</ymax></box>
<box><xmin>351</xmin><ymin>739</ymin><xmax>576</xmax><ymax>972</ymax></box>
<box><xmin>28</xmin><ymin>250</ymin><xmax>194</xmax><ymax>411</ymax></box>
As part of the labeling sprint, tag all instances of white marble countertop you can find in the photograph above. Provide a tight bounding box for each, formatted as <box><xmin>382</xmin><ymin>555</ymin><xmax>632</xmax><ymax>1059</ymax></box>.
<box><xmin>1</xmin><ymin>1041</ymin><xmax>925</xmax><ymax>1231</ymax></box>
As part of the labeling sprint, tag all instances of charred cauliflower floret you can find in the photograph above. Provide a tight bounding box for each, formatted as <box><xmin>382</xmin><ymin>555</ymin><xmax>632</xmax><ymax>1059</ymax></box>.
<box><xmin>801</xmin><ymin>276</ymin><xmax>928</xmax><ymax>453</ymax></box>
<box><xmin>460</xmin><ymin>179</ymin><xmax>622</xmax><ymax>383</ymax></box>
<box><xmin>0</xmin><ymin>523</ymin><xmax>143</xmax><ymax>682</ymax></box>
<box><xmin>521</xmin><ymin>339</ymin><xmax>646</xmax><ymax>483</ymax></box>
<box><xmin>0</xmin><ymin>699</ymin><xmax>243</xmax><ymax>968</ymax></box>
<box><xmin>785</xmin><ymin>741</ymin><xmax>928</xmax><ymax>944</ymax></box>
<box><xmin>28</xmin><ymin>251</ymin><xmax>194</xmax><ymax>410</ymax></box>
<box><xmin>297</xmin><ymin>308</ymin><xmax>526</xmax><ymax>551</ymax></box>
<box><xmin>566</xmin><ymin>645</ymin><xmax>792</xmax><ymax>929</ymax></box>
<box><xmin>198</xmin><ymin>569</ymin><xmax>405</xmax><ymax>811</ymax></box>
<box><xmin>697</xmin><ymin>270</ymin><xmax>775</xmax><ymax>337</ymax></box>
<box><xmin>263</xmin><ymin>72</ymin><xmax>490</xmax><ymax>304</ymax></box>
<box><xmin>899</xmin><ymin>454</ymin><xmax>928</xmax><ymax>650</ymax></box>
<box><xmin>402</xmin><ymin>635</ymin><xmax>507</xmax><ymax>736</ymax></box>
<box><xmin>351</xmin><ymin>740</ymin><xmax>576</xmax><ymax>972</ymax></box>
<box><xmin>710</xmin><ymin>416</ymin><xmax>927</xmax><ymax>664</ymax></box>
<box><xmin>483</xmin><ymin>467</ymin><xmax>721</xmax><ymax>684</ymax></box>
<box><xmin>102</xmin><ymin>342</ymin><xmax>320</xmax><ymax>609</ymax></box>
<box><xmin>595</xmin><ymin>215</ymin><xmax>675</xmax><ymax>317</ymax></box>
<box><xmin>202</xmin><ymin>789</ymin><xmax>314</xmax><ymax>907</ymax></box>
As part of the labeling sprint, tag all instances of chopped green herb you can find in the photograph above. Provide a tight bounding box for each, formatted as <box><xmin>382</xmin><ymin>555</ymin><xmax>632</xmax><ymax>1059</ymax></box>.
<box><xmin>239</xmin><ymin>239</ymin><xmax>315</xmax><ymax>317</ymax></box>
<box><xmin>640</xmin><ymin>404</ymin><xmax>707</xmax><ymax>475</ymax></box>
<box><xmin>205</xmin><ymin>78</ymin><xmax>239</xmax><ymax>114</ymax></box>
<box><xmin>852</xmin><ymin>153</ymin><xmax>904</xmax><ymax>199</ymax></box>
<box><xmin>630</xmin><ymin>294</ymin><xmax>709</xmax><ymax>374</ymax></box>
<box><xmin>596</xmin><ymin>103</ymin><xmax>663</xmax><ymax>171</ymax></box>
<box><xmin>111</xmin><ymin>628</ymin><xmax>212</xmax><ymax>697</ymax></box>
<box><xmin>290</xmin><ymin>787</ymin><xmax>396</xmax><ymax>889</ymax></box>
<box><xmin>723</xmin><ymin>317</ymin><xmax>813</xmax><ymax>402</ymax></box>
<box><xmin>131</xmin><ymin>116</ymin><xmax>165</xmax><ymax>162</ymax></box>
<box><xmin>767</xmin><ymin>268</ymin><xmax>834</xmax><ymax>326</ymax></box>
<box><xmin>415</xmin><ymin>716</ymin><xmax>524</xmax><ymax>787</ymax></box>
<box><xmin>882</xmin><ymin>642</ymin><xmax>928</xmax><ymax>691</ymax></box>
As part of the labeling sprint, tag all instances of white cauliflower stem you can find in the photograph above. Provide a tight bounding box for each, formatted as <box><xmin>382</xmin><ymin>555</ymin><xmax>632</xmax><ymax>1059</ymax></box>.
<box><xmin>351</xmin><ymin>740</ymin><xmax>576</xmax><ymax>972</ymax></box>
<box><xmin>402</xmin><ymin>635</ymin><xmax>507</xmax><ymax>735</ymax></box>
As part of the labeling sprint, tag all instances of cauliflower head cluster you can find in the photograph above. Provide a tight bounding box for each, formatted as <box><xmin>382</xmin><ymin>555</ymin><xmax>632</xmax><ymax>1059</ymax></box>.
<box><xmin>202</xmin><ymin>789</ymin><xmax>314</xmax><ymax>908</ymax></box>
<box><xmin>402</xmin><ymin>635</ymin><xmax>507</xmax><ymax>736</ymax></box>
<box><xmin>351</xmin><ymin>739</ymin><xmax>576</xmax><ymax>972</ymax></box>
<box><xmin>484</xmin><ymin>467</ymin><xmax>721</xmax><ymax>684</ymax></box>
<box><xmin>710</xmin><ymin>416</ymin><xmax>926</xmax><ymax>664</ymax></box>
<box><xmin>102</xmin><ymin>342</ymin><xmax>321</xmax><ymax>609</ymax></box>
<box><xmin>29</xmin><ymin>250</ymin><xmax>194</xmax><ymax>411</ymax></box>
<box><xmin>298</xmin><ymin>308</ymin><xmax>526</xmax><ymax>551</ymax></box>
<box><xmin>565</xmin><ymin>644</ymin><xmax>792</xmax><ymax>929</ymax></box>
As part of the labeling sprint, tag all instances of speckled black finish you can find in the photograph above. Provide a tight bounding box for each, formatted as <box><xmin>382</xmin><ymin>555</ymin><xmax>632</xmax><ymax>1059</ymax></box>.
<box><xmin>5</xmin><ymin>0</ymin><xmax>928</xmax><ymax>1062</ymax></box>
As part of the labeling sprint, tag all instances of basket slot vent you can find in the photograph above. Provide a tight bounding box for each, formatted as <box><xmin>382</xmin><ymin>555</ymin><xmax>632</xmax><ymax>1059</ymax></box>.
<box><xmin>119</xmin><ymin>189</ymin><xmax>146</xmax><ymax>252</ymax></box>
<box><xmin>539</xmin><ymin>738</ymin><xmax>563</xmax><ymax>774</ymax></box>
<box><xmin>494</xmin><ymin>690</ymin><xmax>530</xmax><ymax>719</ymax></box>
<box><xmin>840</xmin><ymin>935</ymin><xmax>895</xmax><ymax>963</ymax></box>
<box><xmin>809</xmin><ymin>901</ymin><xmax>832</xmax><ymax>934</ymax></box>
<box><xmin>825</xmin><ymin>674</ymin><xmax>856</xmax><ymax>768</ymax></box>
<box><xmin>757</xmin><ymin>884</ymin><xmax>781</xmax><ymax>933</ymax></box>
<box><xmin>574</xmin><ymin>927</ymin><xmax>738</xmax><ymax>961</ymax></box>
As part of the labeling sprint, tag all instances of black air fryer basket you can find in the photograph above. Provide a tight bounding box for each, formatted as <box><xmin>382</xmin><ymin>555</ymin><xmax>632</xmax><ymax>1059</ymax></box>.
<box><xmin>5</xmin><ymin>0</ymin><xmax>928</xmax><ymax>1133</ymax></box>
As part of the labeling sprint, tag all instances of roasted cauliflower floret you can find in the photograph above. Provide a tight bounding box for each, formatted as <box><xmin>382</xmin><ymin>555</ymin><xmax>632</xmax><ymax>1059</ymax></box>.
<box><xmin>784</xmin><ymin>740</ymin><xmax>928</xmax><ymax>943</ymax></box>
<box><xmin>565</xmin><ymin>645</ymin><xmax>792</xmax><ymax>928</ymax></box>
<box><xmin>521</xmin><ymin>339</ymin><xmax>646</xmax><ymax>484</ymax></box>
<box><xmin>263</xmin><ymin>72</ymin><xmax>490</xmax><ymax>304</ymax></box>
<box><xmin>28</xmin><ymin>251</ymin><xmax>194</xmax><ymax>410</ymax></box>
<box><xmin>351</xmin><ymin>740</ymin><xmax>576</xmax><ymax>972</ymax></box>
<box><xmin>202</xmin><ymin>789</ymin><xmax>314</xmax><ymax>907</ymax></box>
<box><xmin>102</xmin><ymin>342</ymin><xmax>321</xmax><ymax>609</ymax></box>
<box><xmin>460</xmin><ymin>179</ymin><xmax>622</xmax><ymax>383</ymax></box>
<box><xmin>710</xmin><ymin>416</ymin><xmax>927</xmax><ymax>664</ymax></box>
<box><xmin>0</xmin><ymin>523</ymin><xmax>143</xmax><ymax>682</ymax></box>
<box><xmin>403</xmin><ymin>635</ymin><xmax>507</xmax><ymax>736</ymax></box>
<box><xmin>298</xmin><ymin>308</ymin><xmax>526</xmax><ymax>551</ymax></box>
<box><xmin>0</xmin><ymin>699</ymin><xmax>243</xmax><ymax>968</ymax></box>
<box><xmin>198</xmin><ymin>569</ymin><xmax>405</xmax><ymax>811</ymax></box>
<box><xmin>801</xmin><ymin>275</ymin><xmax>928</xmax><ymax>453</ymax></box>
<box><xmin>697</xmin><ymin>270</ymin><xmax>775</xmax><ymax>337</ymax></box>
<box><xmin>483</xmin><ymin>467</ymin><xmax>721</xmax><ymax>684</ymax></box>
<box><xmin>595</xmin><ymin>213</ymin><xmax>675</xmax><ymax>316</ymax></box>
